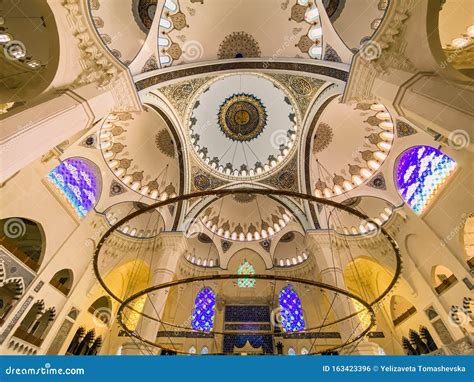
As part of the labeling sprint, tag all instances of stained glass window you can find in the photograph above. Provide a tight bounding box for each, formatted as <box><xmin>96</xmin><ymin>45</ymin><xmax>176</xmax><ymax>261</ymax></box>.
<box><xmin>237</xmin><ymin>260</ymin><xmax>256</xmax><ymax>288</ymax></box>
<box><xmin>279</xmin><ymin>284</ymin><xmax>305</xmax><ymax>332</ymax></box>
<box><xmin>191</xmin><ymin>287</ymin><xmax>216</xmax><ymax>332</ymax></box>
<box><xmin>48</xmin><ymin>158</ymin><xmax>99</xmax><ymax>218</ymax></box>
<box><xmin>396</xmin><ymin>146</ymin><xmax>456</xmax><ymax>215</ymax></box>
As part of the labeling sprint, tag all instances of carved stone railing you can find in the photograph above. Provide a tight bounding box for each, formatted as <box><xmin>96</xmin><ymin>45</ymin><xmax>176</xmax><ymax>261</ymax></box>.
<box><xmin>427</xmin><ymin>334</ymin><xmax>474</xmax><ymax>355</ymax></box>
<box><xmin>12</xmin><ymin>327</ymin><xmax>44</xmax><ymax>347</ymax></box>
<box><xmin>434</xmin><ymin>274</ymin><xmax>458</xmax><ymax>295</ymax></box>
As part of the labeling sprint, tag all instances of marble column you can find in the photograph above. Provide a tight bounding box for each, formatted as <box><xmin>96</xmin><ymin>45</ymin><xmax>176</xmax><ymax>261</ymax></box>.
<box><xmin>307</xmin><ymin>232</ymin><xmax>362</xmax><ymax>343</ymax></box>
<box><xmin>124</xmin><ymin>232</ymin><xmax>187</xmax><ymax>355</ymax></box>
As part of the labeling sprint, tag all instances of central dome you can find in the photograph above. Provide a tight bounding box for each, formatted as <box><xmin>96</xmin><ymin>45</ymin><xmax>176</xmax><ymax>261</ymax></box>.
<box><xmin>188</xmin><ymin>74</ymin><xmax>298</xmax><ymax>179</ymax></box>
<box><xmin>218</xmin><ymin>93</ymin><xmax>267</xmax><ymax>142</ymax></box>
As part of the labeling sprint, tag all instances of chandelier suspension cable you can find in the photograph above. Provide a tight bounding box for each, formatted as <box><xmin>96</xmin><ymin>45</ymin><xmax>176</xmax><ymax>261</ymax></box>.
<box><xmin>144</xmin><ymin>233</ymin><xmax>179</xmax><ymax>353</ymax></box>
<box><xmin>240</xmin><ymin>141</ymin><xmax>267</xmax><ymax>240</ymax></box>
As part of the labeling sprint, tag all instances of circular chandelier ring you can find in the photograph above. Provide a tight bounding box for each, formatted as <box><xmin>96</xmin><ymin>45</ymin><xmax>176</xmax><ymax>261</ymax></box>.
<box><xmin>93</xmin><ymin>188</ymin><xmax>401</xmax><ymax>354</ymax></box>
<box><xmin>118</xmin><ymin>273</ymin><xmax>376</xmax><ymax>355</ymax></box>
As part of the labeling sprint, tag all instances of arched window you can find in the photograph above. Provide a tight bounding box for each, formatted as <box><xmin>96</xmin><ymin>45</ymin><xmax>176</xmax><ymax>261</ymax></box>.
<box><xmin>396</xmin><ymin>146</ymin><xmax>456</xmax><ymax>214</ymax></box>
<box><xmin>188</xmin><ymin>346</ymin><xmax>196</xmax><ymax>354</ymax></box>
<box><xmin>0</xmin><ymin>217</ymin><xmax>45</xmax><ymax>271</ymax></box>
<box><xmin>191</xmin><ymin>287</ymin><xmax>216</xmax><ymax>332</ymax></box>
<box><xmin>390</xmin><ymin>295</ymin><xmax>417</xmax><ymax>326</ymax></box>
<box><xmin>48</xmin><ymin>158</ymin><xmax>100</xmax><ymax>218</ymax></box>
<box><xmin>432</xmin><ymin>265</ymin><xmax>458</xmax><ymax>294</ymax></box>
<box><xmin>88</xmin><ymin>296</ymin><xmax>112</xmax><ymax>326</ymax></box>
<box><xmin>287</xmin><ymin>347</ymin><xmax>296</xmax><ymax>355</ymax></box>
<box><xmin>201</xmin><ymin>346</ymin><xmax>209</xmax><ymax>354</ymax></box>
<box><xmin>301</xmin><ymin>347</ymin><xmax>309</xmax><ymax>355</ymax></box>
<box><xmin>13</xmin><ymin>300</ymin><xmax>55</xmax><ymax>346</ymax></box>
<box><xmin>0</xmin><ymin>276</ymin><xmax>24</xmax><ymax>324</ymax></box>
<box><xmin>237</xmin><ymin>260</ymin><xmax>256</xmax><ymax>288</ymax></box>
<box><xmin>279</xmin><ymin>285</ymin><xmax>305</xmax><ymax>332</ymax></box>
<box><xmin>49</xmin><ymin>269</ymin><xmax>73</xmax><ymax>295</ymax></box>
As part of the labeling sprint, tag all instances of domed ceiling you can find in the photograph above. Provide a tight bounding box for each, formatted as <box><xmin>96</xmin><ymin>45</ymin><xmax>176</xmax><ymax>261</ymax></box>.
<box><xmin>196</xmin><ymin>193</ymin><xmax>295</xmax><ymax>242</ymax></box>
<box><xmin>188</xmin><ymin>74</ymin><xmax>298</xmax><ymax>180</ymax></box>
<box><xmin>99</xmin><ymin>109</ymin><xmax>180</xmax><ymax>200</ymax></box>
<box><xmin>308</xmin><ymin>97</ymin><xmax>394</xmax><ymax>198</ymax></box>
<box><xmin>104</xmin><ymin>201</ymin><xmax>165</xmax><ymax>238</ymax></box>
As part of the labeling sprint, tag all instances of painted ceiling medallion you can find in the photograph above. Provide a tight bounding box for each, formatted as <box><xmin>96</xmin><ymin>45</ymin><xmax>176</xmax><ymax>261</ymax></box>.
<box><xmin>133</xmin><ymin>0</ymin><xmax>158</xmax><ymax>33</ymax></box>
<box><xmin>188</xmin><ymin>74</ymin><xmax>298</xmax><ymax>180</ymax></box>
<box><xmin>217</xmin><ymin>31</ymin><xmax>261</xmax><ymax>59</ymax></box>
<box><xmin>218</xmin><ymin>93</ymin><xmax>267</xmax><ymax>142</ymax></box>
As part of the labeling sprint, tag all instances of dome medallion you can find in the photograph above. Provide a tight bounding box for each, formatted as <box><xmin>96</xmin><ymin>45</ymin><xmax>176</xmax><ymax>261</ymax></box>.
<box><xmin>218</xmin><ymin>93</ymin><xmax>267</xmax><ymax>142</ymax></box>
<box><xmin>188</xmin><ymin>74</ymin><xmax>299</xmax><ymax>180</ymax></box>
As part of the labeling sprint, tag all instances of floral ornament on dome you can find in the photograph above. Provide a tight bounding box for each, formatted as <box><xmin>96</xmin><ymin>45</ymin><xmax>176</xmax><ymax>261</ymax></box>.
<box><xmin>48</xmin><ymin>158</ymin><xmax>98</xmax><ymax>218</ymax></box>
<box><xmin>396</xmin><ymin>145</ymin><xmax>456</xmax><ymax>215</ymax></box>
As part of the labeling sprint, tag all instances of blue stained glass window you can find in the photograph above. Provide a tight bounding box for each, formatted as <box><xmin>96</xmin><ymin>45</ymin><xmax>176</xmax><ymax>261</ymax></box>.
<box><xmin>48</xmin><ymin>158</ymin><xmax>99</xmax><ymax>218</ymax></box>
<box><xmin>279</xmin><ymin>284</ymin><xmax>305</xmax><ymax>333</ymax></box>
<box><xmin>192</xmin><ymin>287</ymin><xmax>216</xmax><ymax>332</ymax></box>
<box><xmin>396</xmin><ymin>146</ymin><xmax>456</xmax><ymax>215</ymax></box>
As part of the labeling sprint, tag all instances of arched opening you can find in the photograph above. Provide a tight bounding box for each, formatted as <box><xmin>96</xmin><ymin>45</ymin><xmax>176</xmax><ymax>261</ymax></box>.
<box><xmin>237</xmin><ymin>260</ymin><xmax>256</xmax><ymax>288</ymax></box>
<box><xmin>191</xmin><ymin>287</ymin><xmax>216</xmax><ymax>333</ymax></box>
<box><xmin>395</xmin><ymin>146</ymin><xmax>456</xmax><ymax>215</ymax></box>
<box><xmin>390</xmin><ymin>295</ymin><xmax>417</xmax><ymax>327</ymax></box>
<box><xmin>88</xmin><ymin>296</ymin><xmax>112</xmax><ymax>326</ymax></box>
<box><xmin>49</xmin><ymin>269</ymin><xmax>74</xmax><ymax>295</ymax></box>
<box><xmin>0</xmin><ymin>217</ymin><xmax>45</xmax><ymax>271</ymax></box>
<box><xmin>278</xmin><ymin>285</ymin><xmax>305</xmax><ymax>333</ymax></box>
<box><xmin>0</xmin><ymin>278</ymin><xmax>24</xmax><ymax>324</ymax></box>
<box><xmin>66</xmin><ymin>327</ymin><xmax>102</xmax><ymax>356</ymax></box>
<box><xmin>432</xmin><ymin>265</ymin><xmax>458</xmax><ymax>294</ymax></box>
<box><xmin>48</xmin><ymin>158</ymin><xmax>102</xmax><ymax>219</ymax></box>
<box><xmin>437</xmin><ymin>0</ymin><xmax>473</xmax><ymax>78</ymax></box>
<box><xmin>461</xmin><ymin>213</ymin><xmax>474</xmax><ymax>267</ymax></box>
<box><xmin>13</xmin><ymin>300</ymin><xmax>55</xmax><ymax>347</ymax></box>
<box><xmin>273</xmin><ymin>231</ymin><xmax>309</xmax><ymax>267</ymax></box>
<box><xmin>0</xmin><ymin>0</ymin><xmax>60</xmax><ymax>112</ymax></box>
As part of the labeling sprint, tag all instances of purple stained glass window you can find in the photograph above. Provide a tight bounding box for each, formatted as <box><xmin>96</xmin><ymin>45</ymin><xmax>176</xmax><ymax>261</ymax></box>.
<box><xmin>192</xmin><ymin>287</ymin><xmax>216</xmax><ymax>332</ymax></box>
<box><xmin>396</xmin><ymin>146</ymin><xmax>456</xmax><ymax>215</ymax></box>
<box><xmin>48</xmin><ymin>158</ymin><xmax>99</xmax><ymax>218</ymax></box>
<box><xmin>279</xmin><ymin>285</ymin><xmax>305</xmax><ymax>333</ymax></box>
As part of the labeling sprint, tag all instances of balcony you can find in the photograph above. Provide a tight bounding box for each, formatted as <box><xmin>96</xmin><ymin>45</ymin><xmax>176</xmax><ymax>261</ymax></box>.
<box><xmin>49</xmin><ymin>279</ymin><xmax>71</xmax><ymax>295</ymax></box>
<box><xmin>393</xmin><ymin>306</ymin><xmax>417</xmax><ymax>326</ymax></box>
<box><xmin>12</xmin><ymin>327</ymin><xmax>44</xmax><ymax>347</ymax></box>
<box><xmin>434</xmin><ymin>274</ymin><xmax>458</xmax><ymax>295</ymax></box>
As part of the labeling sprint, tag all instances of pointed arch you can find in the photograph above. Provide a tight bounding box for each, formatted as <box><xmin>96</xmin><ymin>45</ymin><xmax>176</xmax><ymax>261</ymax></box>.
<box><xmin>237</xmin><ymin>260</ymin><xmax>256</xmax><ymax>288</ymax></box>
<box><xmin>191</xmin><ymin>287</ymin><xmax>216</xmax><ymax>332</ymax></box>
<box><xmin>49</xmin><ymin>269</ymin><xmax>74</xmax><ymax>295</ymax></box>
<box><xmin>48</xmin><ymin>157</ymin><xmax>102</xmax><ymax>218</ymax></box>
<box><xmin>88</xmin><ymin>296</ymin><xmax>112</xmax><ymax>326</ymax></box>
<box><xmin>432</xmin><ymin>265</ymin><xmax>458</xmax><ymax>294</ymax></box>
<box><xmin>395</xmin><ymin>145</ymin><xmax>456</xmax><ymax>214</ymax></box>
<box><xmin>278</xmin><ymin>285</ymin><xmax>305</xmax><ymax>333</ymax></box>
<box><xmin>0</xmin><ymin>217</ymin><xmax>45</xmax><ymax>271</ymax></box>
<box><xmin>390</xmin><ymin>295</ymin><xmax>417</xmax><ymax>326</ymax></box>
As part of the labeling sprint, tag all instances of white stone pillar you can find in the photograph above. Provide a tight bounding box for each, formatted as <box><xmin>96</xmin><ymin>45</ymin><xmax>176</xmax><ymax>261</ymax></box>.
<box><xmin>307</xmin><ymin>232</ymin><xmax>361</xmax><ymax>342</ymax></box>
<box><xmin>0</xmin><ymin>84</ymin><xmax>116</xmax><ymax>182</ymax></box>
<box><xmin>131</xmin><ymin>232</ymin><xmax>187</xmax><ymax>353</ymax></box>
